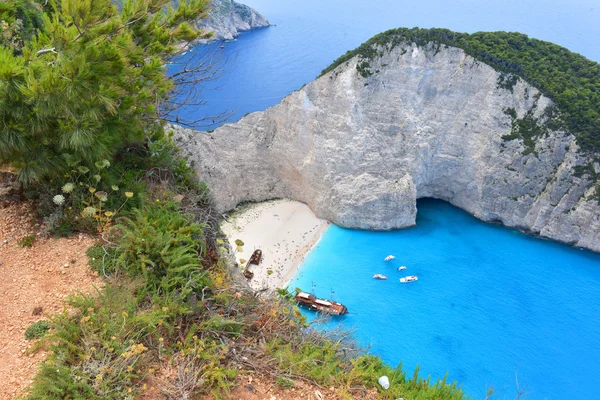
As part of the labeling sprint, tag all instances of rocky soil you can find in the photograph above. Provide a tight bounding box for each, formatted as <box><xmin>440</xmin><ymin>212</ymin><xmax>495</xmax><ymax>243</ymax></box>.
<box><xmin>0</xmin><ymin>181</ymin><xmax>102</xmax><ymax>399</ymax></box>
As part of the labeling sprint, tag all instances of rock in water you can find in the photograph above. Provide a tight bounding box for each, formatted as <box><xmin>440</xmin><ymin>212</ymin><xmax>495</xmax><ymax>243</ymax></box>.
<box><xmin>173</xmin><ymin>35</ymin><xmax>600</xmax><ymax>253</ymax></box>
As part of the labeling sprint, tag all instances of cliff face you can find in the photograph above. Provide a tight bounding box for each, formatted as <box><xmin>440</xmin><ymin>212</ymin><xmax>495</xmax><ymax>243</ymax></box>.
<box><xmin>173</xmin><ymin>43</ymin><xmax>600</xmax><ymax>252</ymax></box>
<box><xmin>195</xmin><ymin>0</ymin><xmax>269</xmax><ymax>42</ymax></box>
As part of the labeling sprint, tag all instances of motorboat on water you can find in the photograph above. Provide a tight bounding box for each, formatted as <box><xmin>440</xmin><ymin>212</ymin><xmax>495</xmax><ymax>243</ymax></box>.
<box><xmin>294</xmin><ymin>292</ymin><xmax>348</xmax><ymax>316</ymax></box>
<box><xmin>399</xmin><ymin>275</ymin><xmax>418</xmax><ymax>283</ymax></box>
<box><xmin>397</xmin><ymin>266</ymin><xmax>407</xmax><ymax>271</ymax></box>
<box><xmin>384</xmin><ymin>255</ymin><xmax>395</xmax><ymax>261</ymax></box>
<box><xmin>373</xmin><ymin>274</ymin><xmax>388</xmax><ymax>280</ymax></box>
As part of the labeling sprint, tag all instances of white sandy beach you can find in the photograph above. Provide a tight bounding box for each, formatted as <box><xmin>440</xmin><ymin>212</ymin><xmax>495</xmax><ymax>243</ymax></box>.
<box><xmin>220</xmin><ymin>199</ymin><xmax>330</xmax><ymax>291</ymax></box>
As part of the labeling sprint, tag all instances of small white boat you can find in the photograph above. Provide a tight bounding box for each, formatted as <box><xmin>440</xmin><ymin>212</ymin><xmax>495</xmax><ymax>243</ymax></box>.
<box><xmin>373</xmin><ymin>274</ymin><xmax>388</xmax><ymax>280</ymax></box>
<box><xmin>399</xmin><ymin>275</ymin><xmax>418</xmax><ymax>283</ymax></box>
<box><xmin>398</xmin><ymin>266</ymin><xmax>407</xmax><ymax>271</ymax></box>
<box><xmin>384</xmin><ymin>255</ymin><xmax>395</xmax><ymax>261</ymax></box>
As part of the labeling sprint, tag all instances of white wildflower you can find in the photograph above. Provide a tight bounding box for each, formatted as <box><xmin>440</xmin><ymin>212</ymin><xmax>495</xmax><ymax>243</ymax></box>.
<box><xmin>53</xmin><ymin>195</ymin><xmax>65</xmax><ymax>205</ymax></box>
<box><xmin>82</xmin><ymin>206</ymin><xmax>97</xmax><ymax>217</ymax></box>
<box><xmin>95</xmin><ymin>160</ymin><xmax>110</xmax><ymax>169</ymax></box>
<box><xmin>61</xmin><ymin>183</ymin><xmax>75</xmax><ymax>193</ymax></box>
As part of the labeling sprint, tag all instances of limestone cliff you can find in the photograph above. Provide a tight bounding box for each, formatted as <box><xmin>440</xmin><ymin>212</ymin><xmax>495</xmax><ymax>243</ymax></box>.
<box><xmin>173</xmin><ymin>42</ymin><xmax>600</xmax><ymax>252</ymax></box>
<box><xmin>194</xmin><ymin>0</ymin><xmax>269</xmax><ymax>42</ymax></box>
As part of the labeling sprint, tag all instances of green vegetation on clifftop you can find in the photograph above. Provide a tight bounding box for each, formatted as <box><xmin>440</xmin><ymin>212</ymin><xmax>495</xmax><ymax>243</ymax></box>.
<box><xmin>321</xmin><ymin>27</ymin><xmax>600</xmax><ymax>155</ymax></box>
<box><xmin>0</xmin><ymin>0</ymin><xmax>43</xmax><ymax>53</ymax></box>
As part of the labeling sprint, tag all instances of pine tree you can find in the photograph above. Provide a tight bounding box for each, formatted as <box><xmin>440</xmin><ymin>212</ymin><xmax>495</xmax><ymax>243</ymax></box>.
<box><xmin>0</xmin><ymin>0</ymin><xmax>210</xmax><ymax>184</ymax></box>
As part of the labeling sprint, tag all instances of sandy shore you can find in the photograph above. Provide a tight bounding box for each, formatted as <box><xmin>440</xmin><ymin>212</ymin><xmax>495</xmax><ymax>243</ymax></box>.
<box><xmin>220</xmin><ymin>199</ymin><xmax>330</xmax><ymax>291</ymax></box>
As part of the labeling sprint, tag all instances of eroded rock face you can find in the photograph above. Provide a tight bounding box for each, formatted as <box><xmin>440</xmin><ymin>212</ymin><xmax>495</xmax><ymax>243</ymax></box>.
<box><xmin>195</xmin><ymin>0</ymin><xmax>269</xmax><ymax>42</ymax></box>
<box><xmin>173</xmin><ymin>43</ymin><xmax>600</xmax><ymax>252</ymax></box>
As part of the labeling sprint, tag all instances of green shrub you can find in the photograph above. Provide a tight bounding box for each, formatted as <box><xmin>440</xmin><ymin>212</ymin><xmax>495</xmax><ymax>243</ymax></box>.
<box><xmin>162</xmin><ymin>335</ymin><xmax>238</xmax><ymax>398</ymax></box>
<box><xmin>25</xmin><ymin>320</ymin><xmax>50</xmax><ymax>340</ymax></box>
<box><xmin>276</xmin><ymin>376</ymin><xmax>295</xmax><ymax>389</ymax></box>
<box><xmin>200</xmin><ymin>316</ymin><xmax>243</xmax><ymax>337</ymax></box>
<box><xmin>26</xmin><ymin>285</ymin><xmax>154</xmax><ymax>399</ymax></box>
<box><xmin>268</xmin><ymin>339</ymin><xmax>465</xmax><ymax>399</ymax></box>
<box><xmin>25</xmin><ymin>156</ymin><xmax>144</xmax><ymax>235</ymax></box>
<box><xmin>26</xmin><ymin>133</ymin><xmax>215</xmax><ymax>236</ymax></box>
<box><xmin>86</xmin><ymin>244</ymin><xmax>118</xmax><ymax>277</ymax></box>
<box><xmin>17</xmin><ymin>234</ymin><xmax>35</xmax><ymax>247</ymax></box>
<box><xmin>114</xmin><ymin>202</ymin><xmax>210</xmax><ymax>296</ymax></box>
<box><xmin>27</xmin><ymin>363</ymin><xmax>97</xmax><ymax>400</ymax></box>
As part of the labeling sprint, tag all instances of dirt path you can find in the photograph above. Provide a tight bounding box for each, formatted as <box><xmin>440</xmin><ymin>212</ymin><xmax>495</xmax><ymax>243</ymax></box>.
<box><xmin>0</xmin><ymin>200</ymin><xmax>103</xmax><ymax>399</ymax></box>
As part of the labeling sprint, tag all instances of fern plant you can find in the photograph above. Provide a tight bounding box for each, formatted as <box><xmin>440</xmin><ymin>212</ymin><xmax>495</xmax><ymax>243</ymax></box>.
<box><xmin>114</xmin><ymin>202</ymin><xmax>210</xmax><ymax>297</ymax></box>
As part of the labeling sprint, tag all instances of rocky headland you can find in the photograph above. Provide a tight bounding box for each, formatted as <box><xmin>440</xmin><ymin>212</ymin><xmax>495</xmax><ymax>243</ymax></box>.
<box><xmin>193</xmin><ymin>0</ymin><xmax>269</xmax><ymax>42</ymax></box>
<box><xmin>173</xmin><ymin>29</ymin><xmax>600</xmax><ymax>252</ymax></box>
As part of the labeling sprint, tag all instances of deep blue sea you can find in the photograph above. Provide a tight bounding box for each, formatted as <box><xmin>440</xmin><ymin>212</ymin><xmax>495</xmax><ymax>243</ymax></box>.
<box><xmin>172</xmin><ymin>0</ymin><xmax>600</xmax><ymax>129</ymax></box>
<box><xmin>172</xmin><ymin>1</ymin><xmax>600</xmax><ymax>398</ymax></box>
<box><xmin>291</xmin><ymin>200</ymin><xmax>600</xmax><ymax>400</ymax></box>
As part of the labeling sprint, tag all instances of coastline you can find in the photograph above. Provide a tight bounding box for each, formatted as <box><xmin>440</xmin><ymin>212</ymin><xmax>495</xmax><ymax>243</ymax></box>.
<box><xmin>220</xmin><ymin>199</ymin><xmax>330</xmax><ymax>292</ymax></box>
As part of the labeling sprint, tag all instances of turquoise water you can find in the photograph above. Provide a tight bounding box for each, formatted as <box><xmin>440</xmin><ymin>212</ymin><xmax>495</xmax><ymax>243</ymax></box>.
<box><xmin>172</xmin><ymin>0</ymin><xmax>600</xmax><ymax>129</ymax></box>
<box><xmin>290</xmin><ymin>199</ymin><xmax>600</xmax><ymax>400</ymax></box>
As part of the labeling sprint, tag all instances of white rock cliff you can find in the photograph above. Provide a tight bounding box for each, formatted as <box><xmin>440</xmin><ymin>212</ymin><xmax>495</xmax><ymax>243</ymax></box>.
<box><xmin>195</xmin><ymin>0</ymin><xmax>269</xmax><ymax>42</ymax></box>
<box><xmin>173</xmin><ymin>43</ymin><xmax>600</xmax><ymax>252</ymax></box>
